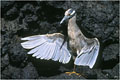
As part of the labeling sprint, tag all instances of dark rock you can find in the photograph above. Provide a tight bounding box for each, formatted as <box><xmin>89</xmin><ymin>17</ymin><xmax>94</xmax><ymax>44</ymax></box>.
<box><xmin>77</xmin><ymin>2</ymin><xmax>119</xmax><ymax>43</ymax></box>
<box><xmin>21</xmin><ymin>62</ymin><xmax>39</xmax><ymax>79</ymax></box>
<box><xmin>111</xmin><ymin>63</ymin><xmax>119</xmax><ymax>79</ymax></box>
<box><xmin>95</xmin><ymin>69</ymin><xmax>109</xmax><ymax>79</ymax></box>
<box><xmin>1</xmin><ymin>65</ymin><xmax>21</xmax><ymax>79</ymax></box>
<box><xmin>1</xmin><ymin>54</ymin><xmax>9</xmax><ymax>71</ymax></box>
<box><xmin>1</xmin><ymin>18</ymin><xmax>28</xmax><ymax>67</ymax></box>
<box><xmin>102</xmin><ymin>63</ymin><xmax>119</xmax><ymax>79</ymax></box>
<box><xmin>24</xmin><ymin>14</ymin><xmax>38</xmax><ymax>23</ymax></box>
<box><xmin>5</xmin><ymin>7</ymin><xmax>19</xmax><ymax>20</ymax></box>
<box><xmin>1</xmin><ymin>63</ymin><xmax>39</xmax><ymax>79</ymax></box>
<box><xmin>20</xmin><ymin>3</ymin><xmax>35</xmax><ymax>14</ymax></box>
<box><xmin>1</xmin><ymin>18</ymin><xmax>22</xmax><ymax>33</ymax></box>
<box><xmin>47</xmin><ymin>1</ymin><xmax>66</xmax><ymax>9</ymax></box>
<box><xmin>58</xmin><ymin>66</ymin><xmax>71</xmax><ymax>73</ymax></box>
<box><xmin>29</xmin><ymin>57</ymin><xmax>62</xmax><ymax>77</ymax></box>
<box><xmin>48</xmin><ymin>73</ymin><xmax>85</xmax><ymax>79</ymax></box>
<box><xmin>75</xmin><ymin>66</ymin><xmax>97</xmax><ymax>79</ymax></box>
<box><xmin>1</xmin><ymin>1</ymin><xmax>15</xmax><ymax>18</ymax></box>
<box><xmin>9</xmin><ymin>36</ymin><xmax>28</xmax><ymax>67</ymax></box>
<box><xmin>1</xmin><ymin>1</ymin><xmax>14</xmax><ymax>9</ymax></box>
<box><xmin>102</xmin><ymin>44</ymin><xmax>118</xmax><ymax>61</ymax></box>
<box><xmin>1</xmin><ymin>33</ymin><xmax>10</xmax><ymax>56</ymax></box>
<box><xmin>102</xmin><ymin>44</ymin><xmax>119</xmax><ymax>69</ymax></box>
<box><xmin>1</xmin><ymin>19</ymin><xmax>11</xmax><ymax>56</ymax></box>
<box><xmin>75</xmin><ymin>66</ymin><xmax>108</xmax><ymax>79</ymax></box>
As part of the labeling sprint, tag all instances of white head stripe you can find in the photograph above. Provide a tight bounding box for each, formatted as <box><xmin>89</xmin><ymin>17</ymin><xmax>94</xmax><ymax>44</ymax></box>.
<box><xmin>71</xmin><ymin>10</ymin><xmax>75</xmax><ymax>15</ymax></box>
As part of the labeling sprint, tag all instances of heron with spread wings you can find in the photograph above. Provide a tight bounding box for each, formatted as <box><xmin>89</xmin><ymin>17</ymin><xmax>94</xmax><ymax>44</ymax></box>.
<box><xmin>21</xmin><ymin>9</ymin><xmax>100</xmax><ymax>75</ymax></box>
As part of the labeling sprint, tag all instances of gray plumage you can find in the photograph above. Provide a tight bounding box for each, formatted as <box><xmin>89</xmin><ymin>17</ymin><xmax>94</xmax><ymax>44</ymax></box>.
<box><xmin>21</xmin><ymin>9</ymin><xmax>100</xmax><ymax>68</ymax></box>
<box><xmin>65</xmin><ymin>9</ymin><xmax>100</xmax><ymax>68</ymax></box>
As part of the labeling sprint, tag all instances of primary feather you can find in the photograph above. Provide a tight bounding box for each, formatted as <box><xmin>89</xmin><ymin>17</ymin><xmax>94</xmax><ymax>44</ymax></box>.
<box><xmin>21</xmin><ymin>33</ymin><xmax>71</xmax><ymax>64</ymax></box>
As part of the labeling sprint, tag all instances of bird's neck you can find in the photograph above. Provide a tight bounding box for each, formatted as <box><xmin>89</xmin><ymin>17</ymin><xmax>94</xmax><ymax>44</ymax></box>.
<box><xmin>68</xmin><ymin>14</ymin><xmax>84</xmax><ymax>37</ymax></box>
<box><xmin>69</xmin><ymin>14</ymin><xmax>76</xmax><ymax>24</ymax></box>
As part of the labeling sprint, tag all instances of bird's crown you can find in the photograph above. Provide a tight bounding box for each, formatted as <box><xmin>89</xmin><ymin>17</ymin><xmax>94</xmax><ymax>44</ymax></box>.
<box><xmin>65</xmin><ymin>9</ymin><xmax>76</xmax><ymax>16</ymax></box>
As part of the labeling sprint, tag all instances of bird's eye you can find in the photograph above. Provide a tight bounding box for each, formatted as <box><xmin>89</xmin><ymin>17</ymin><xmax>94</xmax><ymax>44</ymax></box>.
<box><xmin>68</xmin><ymin>14</ymin><xmax>71</xmax><ymax>16</ymax></box>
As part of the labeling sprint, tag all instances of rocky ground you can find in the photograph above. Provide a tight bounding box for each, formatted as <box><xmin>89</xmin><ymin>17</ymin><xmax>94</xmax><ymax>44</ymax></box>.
<box><xmin>1</xmin><ymin>1</ymin><xmax>119</xmax><ymax>79</ymax></box>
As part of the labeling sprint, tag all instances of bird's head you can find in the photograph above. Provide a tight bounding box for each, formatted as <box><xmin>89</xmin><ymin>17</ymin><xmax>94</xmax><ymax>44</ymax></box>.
<box><xmin>60</xmin><ymin>9</ymin><xmax>76</xmax><ymax>24</ymax></box>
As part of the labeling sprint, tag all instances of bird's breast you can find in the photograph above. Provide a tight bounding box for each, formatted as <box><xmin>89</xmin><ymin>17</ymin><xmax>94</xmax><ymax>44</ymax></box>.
<box><xmin>68</xmin><ymin>30</ymin><xmax>78</xmax><ymax>53</ymax></box>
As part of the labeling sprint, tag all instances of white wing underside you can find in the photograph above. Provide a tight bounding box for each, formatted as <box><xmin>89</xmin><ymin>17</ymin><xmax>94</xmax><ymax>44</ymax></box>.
<box><xmin>21</xmin><ymin>33</ymin><xmax>71</xmax><ymax>64</ymax></box>
<box><xmin>74</xmin><ymin>38</ymin><xmax>100</xmax><ymax>68</ymax></box>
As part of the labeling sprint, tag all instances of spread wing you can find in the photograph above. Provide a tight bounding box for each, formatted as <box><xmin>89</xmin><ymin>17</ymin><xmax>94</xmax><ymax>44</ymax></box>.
<box><xmin>74</xmin><ymin>38</ymin><xmax>100</xmax><ymax>68</ymax></box>
<box><xmin>21</xmin><ymin>33</ymin><xmax>71</xmax><ymax>64</ymax></box>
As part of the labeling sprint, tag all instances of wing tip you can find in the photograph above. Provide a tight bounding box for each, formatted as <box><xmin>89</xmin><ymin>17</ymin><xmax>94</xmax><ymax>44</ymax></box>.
<box><xmin>20</xmin><ymin>43</ymin><xmax>32</xmax><ymax>49</ymax></box>
<box><xmin>21</xmin><ymin>38</ymin><xmax>27</xmax><ymax>40</ymax></box>
<box><xmin>21</xmin><ymin>43</ymin><xmax>27</xmax><ymax>49</ymax></box>
<box><xmin>74</xmin><ymin>61</ymin><xmax>94</xmax><ymax>69</ymax></box>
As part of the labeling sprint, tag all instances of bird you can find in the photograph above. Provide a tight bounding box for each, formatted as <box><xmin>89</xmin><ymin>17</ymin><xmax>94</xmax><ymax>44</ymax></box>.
<box><xmin>21</xmin><ymin>9</ymin><xmax>100</xmax><ymax>76</ymax></box>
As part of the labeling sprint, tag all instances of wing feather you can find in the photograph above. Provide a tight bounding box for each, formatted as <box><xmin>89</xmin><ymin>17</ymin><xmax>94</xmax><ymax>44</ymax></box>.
<box><xmin>32</xmin><ymin>42</ymin><xmax>47</xmax><ymax>58</ymax></box>
<box><xmin>59</xmin><ymin>49</ymin><xmax>64</xmax><ymax>62</ymax></box>
<box><xmin>40</xmin><ymin>43</ymin><xmax>51</xmax><ymax>59</ymax></box>
<box><xmin>47</xmin><ymin>43</ymin><xmax>56</xmax><ymax>59</ymax></box>
<box><xmin>44</xmin><ymin>43</ymin><xmax>53</xmax><ymax>60</ymax></box>
<box><xmin>63</xmin><ymin>50</ymin><xmax>66</xmax><ymax>63</ymax></box>
<box><xmin>21</xmin><ymin>33</ymin><xmax>71</xmax><ymax>64</ymax></box>
<box><xmin>36</xmin><ymin>42</ymin><xmax>51</xmax><ymax>59</ymax></box>
<box><xmin>74</xmin><ymin>38</ymin><xmax>100</xmax><ymax>68</ymax></box>
<box><xmin>52</xmin><ymin>45</ymin><xmax>61</xmax><ymax>61</ymax></box>
<box><xmin>65</xmin><ymin>49</ymin><xmax>71</xmax><ymax>63</ymax></box>
<box><xmin>32</xmin><ymin>42</ymin><xmax>47</xmax><ymax>57</ymax></box>
<box><xmin>21</xmin><ymin>38</ymin><xmax>46</xmax><ymax>49</ymax></box>
<box><xmin>28</xmin><ymin>45</ymin><xmax>41</xmax><ymax>54</ymax></box>
<box><xmin>21</xmin><ymin>35</ymin><xmax>44</xmax><ymax>40</ymax></box>
<box><xmin>51</xmin><ymin>44</ymin><xmax>58</xmax><ymax>59</ymax></box>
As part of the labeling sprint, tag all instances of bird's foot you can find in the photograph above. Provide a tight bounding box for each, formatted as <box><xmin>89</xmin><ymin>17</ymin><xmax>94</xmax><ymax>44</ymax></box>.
<box><xmin>65</xmin><ymin>71</ymin><xmax>81</xmax><ymax>76</ymax></box>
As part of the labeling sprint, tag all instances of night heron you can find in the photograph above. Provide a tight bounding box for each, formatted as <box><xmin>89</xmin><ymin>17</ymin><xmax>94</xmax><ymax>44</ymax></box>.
<box><xmin>21</xmin><ymin>9</ymin><xmax>100</xmax><ymax>75</ymax></box>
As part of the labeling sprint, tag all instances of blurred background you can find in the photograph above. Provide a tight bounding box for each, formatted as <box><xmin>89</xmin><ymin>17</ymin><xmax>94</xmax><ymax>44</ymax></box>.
<box><xmin>1</xmin><ymin>1</ymin><xmax>119</xmax><ymax>79</ymax></box>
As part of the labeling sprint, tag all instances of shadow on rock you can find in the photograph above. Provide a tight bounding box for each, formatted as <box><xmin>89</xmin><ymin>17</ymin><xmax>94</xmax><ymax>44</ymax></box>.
<box><xmin>28</xmin><ymin>55</ymin><xmax>74</xmax><ymax>77</ymax></box>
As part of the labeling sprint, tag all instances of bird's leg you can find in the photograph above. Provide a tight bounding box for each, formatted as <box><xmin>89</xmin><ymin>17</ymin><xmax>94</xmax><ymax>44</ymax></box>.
<box><xmin>65</xmin><ymin>50</ymin><xmax>81</xmax><ymax>76</ymax></box>
<box><xmin>65</xmin><ymin>65</ymin><xmax>87</xmax><ymax>78</ymax></box>
<box><xmin>73</xmin><ymin>64</ymin><xmax>76</xmax><ymax>71</ymax></box>
<box><xmin>65</xmin><ymin>65</ymin><xmax>81</xmax><ymax>76</ymax></box>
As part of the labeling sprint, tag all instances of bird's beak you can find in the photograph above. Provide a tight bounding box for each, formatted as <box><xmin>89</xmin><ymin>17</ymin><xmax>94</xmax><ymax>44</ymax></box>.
<box><xmin>60</xmin><ymin>16</ymin><xmax>68</xmax><ymax>24</ymax></box>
